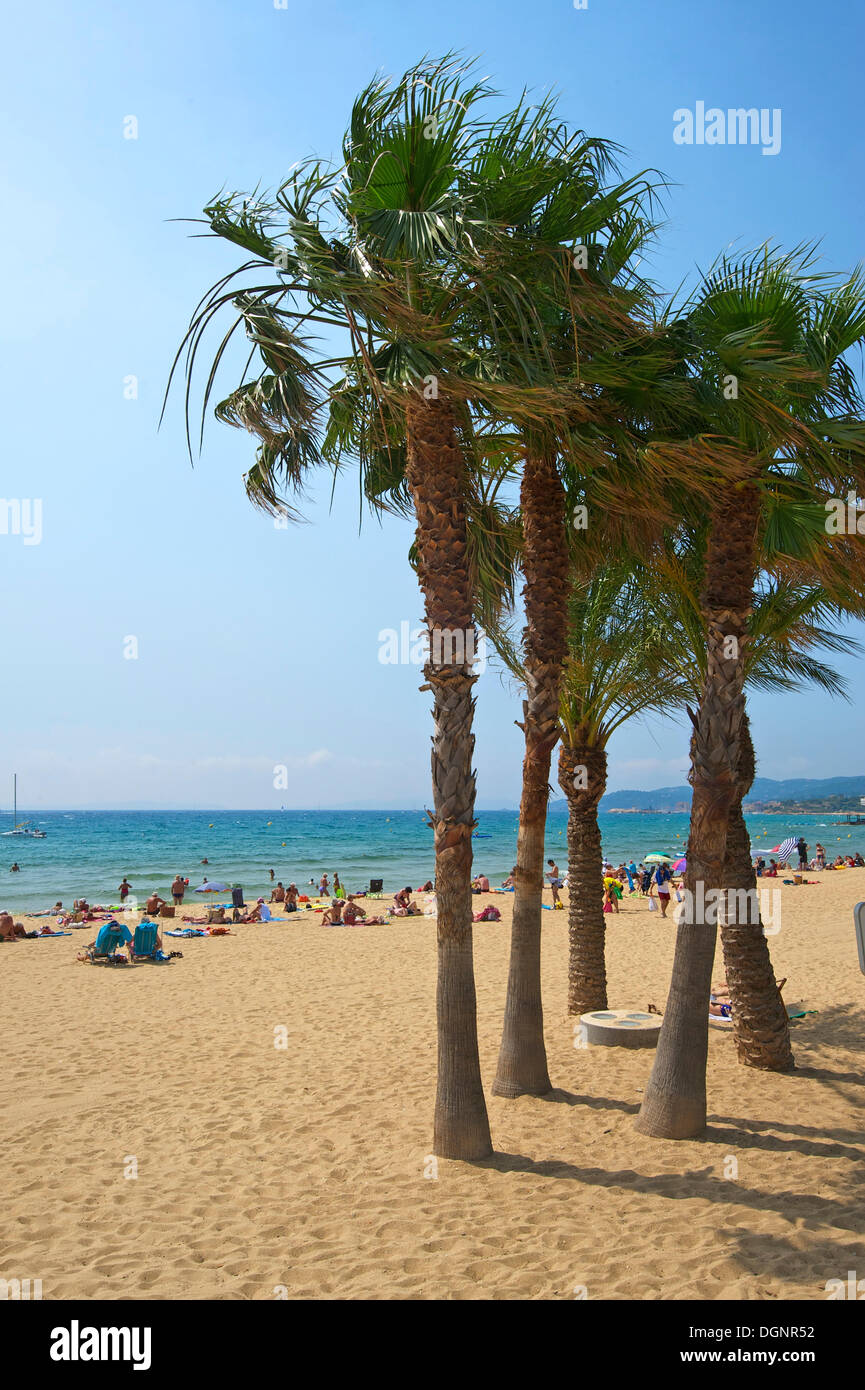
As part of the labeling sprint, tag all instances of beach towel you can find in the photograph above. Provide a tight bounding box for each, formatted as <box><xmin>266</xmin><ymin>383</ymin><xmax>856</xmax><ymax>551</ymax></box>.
<box><xmin>36</xmin><ymin>930</ymin><xmax>72</xmax><ymax>937</ymax></box>
<box><xmin>166</xmin><ymin>928</ymin><xmax>206</xmax><ymax>938</ymax></box>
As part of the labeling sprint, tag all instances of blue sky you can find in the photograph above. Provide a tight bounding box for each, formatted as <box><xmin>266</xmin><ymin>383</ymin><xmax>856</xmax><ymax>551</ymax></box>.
<box><xmin>1</xmin><ymin>0</ymin><xmax>863</xmax><ymax>809</ymax></box>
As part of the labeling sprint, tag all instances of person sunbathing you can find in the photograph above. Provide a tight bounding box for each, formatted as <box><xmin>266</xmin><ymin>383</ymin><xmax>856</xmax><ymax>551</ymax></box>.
<box><xmin>471</xmin><ymin>874</ymin><xmax>490</xmax><ymax>893</ymax></box>
<box><xmin>321</xmin><ymin>898</ymin><xmax>345</xmax><ymax>925</ymax></box>
<box><xmin>284</xmin><ymin>884</ymin><xmax>298</xmax><ymax>912</ymax></box>
<box><xmin>392</xmin><ymin>887</ymin><xmax>421</xmax><ymax>916</ymax></box>
<box><xmin>271</xmin><ymin>882</ymin><xmax>286</xmax><ymax>903</ymax></box>
<box><xmin>145</xmin><ymin>891</ymin><xmax>166</xmax><ymax>916</ymax></box>
<box><xmin>340</xmin><ymin>895</ymin><xmax>385</xmax><ymax>926</ymax></box>
<box><xmin>0</xmin><ymin>912</ymin><xmax>26</xmax><ymax>941</ymax></box>
<box><xmin>710</xmin><ymin>975</ymin><xmax>786</xmax><ymax>1017</ymax></box>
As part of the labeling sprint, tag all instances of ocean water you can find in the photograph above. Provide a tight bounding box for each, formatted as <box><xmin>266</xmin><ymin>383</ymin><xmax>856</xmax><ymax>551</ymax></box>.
<box><xmin>3</xmin><ymin>807</ymin><xmax>862</xmax><ymax>914</ymax></box>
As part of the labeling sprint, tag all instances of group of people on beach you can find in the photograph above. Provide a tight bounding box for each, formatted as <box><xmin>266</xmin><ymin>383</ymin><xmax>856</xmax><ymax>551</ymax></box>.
<box><xmin>7</xmin><ymin>831</ymin><xmax>865</xmax><ymax>943</ymax></box>
<box><xmin>753</xmin><ymin>838</ymin><xmax>865</xmax><ymax>875</ymax></box>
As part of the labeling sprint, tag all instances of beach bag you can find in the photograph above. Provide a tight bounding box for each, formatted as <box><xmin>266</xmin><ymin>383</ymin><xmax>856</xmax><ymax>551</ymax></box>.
<box><xmin>160</xmin><ymin>905</ymin><xmax>175</xmax><ymax>918</ymax></box>
<box><xmin>648</xmin><ymin>896</ymin><xmax>658</xmax><ymax>912</ymax></box>
<box><xmin>603</xmin><ymin>902</ymin><xmax>613</xmax><ymax>914</ymax></box>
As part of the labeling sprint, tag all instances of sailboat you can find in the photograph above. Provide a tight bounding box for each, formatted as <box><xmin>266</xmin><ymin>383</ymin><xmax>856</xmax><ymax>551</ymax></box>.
<box><xmin>2</xmin><ymin>775</ymin><xmax>47</xmax><ymax>838</ymax></box>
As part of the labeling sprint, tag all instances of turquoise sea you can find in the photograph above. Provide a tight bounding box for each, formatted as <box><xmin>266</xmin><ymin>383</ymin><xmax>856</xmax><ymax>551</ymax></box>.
<box><xmin>3</xmin><ymin>807</ymin><xmax>863</xmax><ymax>914</ymax></box>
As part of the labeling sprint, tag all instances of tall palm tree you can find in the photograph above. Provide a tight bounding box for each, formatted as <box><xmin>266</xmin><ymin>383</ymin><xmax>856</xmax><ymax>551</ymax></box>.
<box><xmin>636</xmin><ymin>246</ymin><xmax>865</xmax><ymax>1138</ymax></box>
<box><xmin>644</xmin><ymin>536</ymin><xmax>857</xmax><ymax>1070</ymax></box>
<box><xmin>471</xmin><ymin>133</ymin><xmax>664</xmax><ymax>1099</ymax></box>
<box><xmin>555</xmin><ymin>560</ymin><xmax>691</xmax><ymax>1014</ymax></box>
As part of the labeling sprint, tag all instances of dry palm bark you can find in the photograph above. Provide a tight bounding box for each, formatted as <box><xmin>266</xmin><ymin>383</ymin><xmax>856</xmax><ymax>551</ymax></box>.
<box><xmin>720</xmin><ymin>715</ymin><xmax>794</xmax><ymax>1070</ymax></box>
<box><xmin>405</xmin><ymin>391</ymin><xmax>493</xmax><ymax>1160</ymax></box>
<box><xmin>636</xmin><ymin>482</ymin><xmax>760</xmax><ymax>1139</ymax></box>
<box><xmin>493</xmin><ymin>452</ymin><xmax>569</xmax><ymax>1097</ymax></box>
<box><xmin>558</xmin><ymin>741</ymin><xmax>609</xmax><ymax>1014</ymax></box>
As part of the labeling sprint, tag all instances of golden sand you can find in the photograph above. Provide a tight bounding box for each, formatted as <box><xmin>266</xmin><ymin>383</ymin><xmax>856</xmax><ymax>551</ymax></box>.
<box><xmin>3</xmin><ymin>871</ymin><xmax>865</xmax><ymax>1300</ymax></box>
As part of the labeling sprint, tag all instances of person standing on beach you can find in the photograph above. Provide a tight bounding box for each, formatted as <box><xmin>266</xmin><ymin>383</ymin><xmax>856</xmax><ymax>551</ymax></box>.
<box><xmin>546</xmin><ymin>860</ymin><xmax>562</xmax><ymax>906</ymax></box>
<box><xmin>333</xmin><ymin>872</ymin><xmax>344</xmax><ymax>899</ymax></box>
<box><xmin>171</xmin><ymin>875</ymin><xmax>185</xmax><ymax>906</ymax></box>
<box><xmin>815</xmin><ymin>842</ymin><xmax>825</xmax><ymax>869</ymax></box>
<box><xmin>118</xmin><ymin>877</ymin><xmax>131</xmax><ymax>902</ymax></box>
<box><xmin>653</xmin><ymin>862</ymin><xmax>672</xmax><ymax>916</ymax></box>
<box><xmin>797</xmin><ymin>837</ymin><xmax>808</xmax><ymax>868</ymax></box>
<box><xmin>319</xmin><ymin>872</ymin><xmax>329</xmax><ymax>899</ymax></box>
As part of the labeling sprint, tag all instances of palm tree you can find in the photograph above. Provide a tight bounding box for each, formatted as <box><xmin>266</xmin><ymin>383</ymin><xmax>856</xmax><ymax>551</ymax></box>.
<box><xmin>636</xmin><ymin>246</ymin><xmax>865</xmax><ymax>1138</ymax></box>
<box><xmin>169</xmin><ymin>59</ymin><xmax>499</xmax><ymax>1159</ymax></box>
<box><xmin>645</xmin><ymin>536</ymin><xmax>857</xmax><ymax>1070</ymax></box>
<box><xmin>556</xmin><ymin>560</ymin><xmax>691</xmax><ymax>1014</ymax></box>
<box><xmin>472</xmin><ymin>134</ymin><xmax>664</xmax><ymax>1098</ymax></box>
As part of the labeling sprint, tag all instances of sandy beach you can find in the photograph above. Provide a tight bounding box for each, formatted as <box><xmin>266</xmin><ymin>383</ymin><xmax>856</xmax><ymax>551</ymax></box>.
<box><xmin>2</xmin><ymin>870</ymin><xmax>864</xmax><ymax>1301</ymax></box>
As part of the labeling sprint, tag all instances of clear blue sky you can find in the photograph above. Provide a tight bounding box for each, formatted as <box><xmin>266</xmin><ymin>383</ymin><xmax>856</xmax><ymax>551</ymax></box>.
<box><xmin>1</xmin><ymin>0</ymin><xmax>863</xmax><ymax>809</ymax></box>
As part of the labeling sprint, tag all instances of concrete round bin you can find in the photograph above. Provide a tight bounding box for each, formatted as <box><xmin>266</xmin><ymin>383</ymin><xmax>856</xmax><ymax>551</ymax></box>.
<box><xmin>579</xmin><ymin>1009</ymin><xmax>662</xmax><ymax>1048</ymax></box>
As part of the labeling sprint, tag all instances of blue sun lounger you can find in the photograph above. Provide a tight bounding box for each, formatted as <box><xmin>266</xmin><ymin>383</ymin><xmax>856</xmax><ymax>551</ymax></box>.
<box><xmin>84</xmin><ymin>921</ymin><xmax>130</xmax><ymax>965</ymax></box>
<box><xmin>132</xmin><ymin>921</ymin><xmax>171</xmax><ymax>962</ymax></box>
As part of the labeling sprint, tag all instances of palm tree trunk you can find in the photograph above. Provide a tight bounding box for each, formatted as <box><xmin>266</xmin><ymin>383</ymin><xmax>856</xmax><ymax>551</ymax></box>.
<box><xmin>636</xmin><ymin>484</ymin><xmax>760</xmax><ymax>1139</ymax></box>
<box><xmin>404</xmin><ymin>392</ymin><xmax>492</xmax><ymax>1160</ymax></box>
<box><xmin>559</xmin><ymin>741</ymin><xmax>608</xmax><ymax>1014</ymax></box>
<box><xmin>494</xmin><ymin>452</ymin><xmax>569</xmax><ymax>1097</ymax></box>
<box><xmin>720</xmin><ymin>715</ymin><xmax>794</xmax><ymax>1070</ymax></box>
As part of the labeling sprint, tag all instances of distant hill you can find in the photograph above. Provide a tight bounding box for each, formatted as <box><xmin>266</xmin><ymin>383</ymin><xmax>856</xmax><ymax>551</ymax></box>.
<box><xmin>550</xmin><ymin>775</ymin><xmax>865</xmax><ymax>813</ymax></box>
